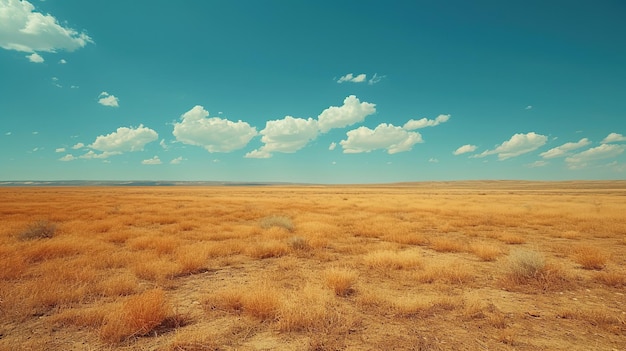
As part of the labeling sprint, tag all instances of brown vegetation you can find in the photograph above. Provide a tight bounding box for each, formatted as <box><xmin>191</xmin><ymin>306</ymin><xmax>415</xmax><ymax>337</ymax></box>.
<box><xmin>1</xmin><ymin>181</ymin><xmax>625</xmax><ymax>350</ymax></box>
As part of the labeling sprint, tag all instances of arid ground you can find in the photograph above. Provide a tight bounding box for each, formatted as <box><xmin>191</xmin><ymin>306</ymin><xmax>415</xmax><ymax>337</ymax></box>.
<box><xmin>1</xmin><ymin>181</ymin><xmax>625</xmax><ymax>350</ymax></box>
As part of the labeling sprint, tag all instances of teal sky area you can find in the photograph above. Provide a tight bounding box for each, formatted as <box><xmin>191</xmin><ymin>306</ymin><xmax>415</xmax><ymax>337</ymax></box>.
<box><xmin>1</xmin><ymin>0</ymin><xmax>625</xmax><ymax>183</ymax></box>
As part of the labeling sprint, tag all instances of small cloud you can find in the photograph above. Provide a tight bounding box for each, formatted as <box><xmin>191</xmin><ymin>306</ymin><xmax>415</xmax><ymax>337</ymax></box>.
<box><xmin>601</xmin><ymin>132</ymin><xmax>626</xmax><ymax>144</ymax></box>
<box><xmin>331</xmin><ymin>161</ymin><xmax>337</xmax><ymax>165</ymax></box>
<box><xmin>70</xmin><ymin>85</ymin><xmax>79</xmax><ymax>89</ymax></box>
<box><xmin>328</xmin><ymin>142</ymin><xmax>337</xmax><ymax>151</ymax></box>
<box><xmin>244</xmin><ymin>149</ymin><xmax>271</xmax><ymax>159</ymax></box>
<box><xmin>368</xmin><ymin>73</ymin><xmax>385</xmax><ymax>85</ymax></box>
<box><xmin>5</xmin><ymin>132</ymin><xmax>11</xmax><ymax>136</ymax></box>
<box><xmin>26</xmin><ymin>53</ymin><xmax>44</xmax><ymax>63</ymax></box>
<box><xmin>32</xmin><ymin>147</ymin><xmax>39</xmax><ymax>152</ymax></box>
<box><xmin>472</xmin><ymin>132</ymin><xmax>547</xmax><ymax>160</ymax></box>
<box><xmin>98</xmin><ymin>92</ymin><xmax>119</xmax><ymax>107</ymax></box>
<box><xmin>428</xmin><ymin>158</ymin><xmax>439</xmax><ymax>163</ymax></box>
<box><xmin>32</xmin><ymin>131</ymin><xmax>39</xmax><ymax>135</ymax></box>
<box><xmin>404</xmin><ymin>114</ymin><xmax>450</xmax><ymax>130</ymax></box>
<box><xmin>340</xmin><ymin>123</ymin><xmax>423</xmax><ymax>154</ymax></box>
<box><xmin>72</xmin><ymin>142</ymin><xmax>85</xmax><ymax>149</ymax></box>
<box><xmin>52</xmin><ymin>77</ymin><xmax>59</xmax><ymax>81</ymax></box>
<box><xmin>337</xmin><ymin>73</ymin><xmax>367</xmax><ymax>83</ymax></box>
<box><xmin>317</xmin><ymin>95</ymin><xmax>376</xmax><ymax>133</ymax></box>
<box><xmin>453</xmin><ymin>144</ymin><xmax>477</xmax><ymax>155</ymax></box>
<box><xmin>539</xmin><ymin>138</ymin><xmax>590</xmax><ymax>159</ymax></box>
<box><xmin>59</xmin><ymin>59</ymin><xmax>67</xmax><ymax>64</ymax></box>
<box><xmin>59</xmin><ymin>154</ymin><xmax>76</xmax><ymax>161</ymax></box>
<box><xmin>527</xmin><ymin>160</ymin><xmax>548</xmax><ymax>168</ymax></box>
<box><xmin>79</xmin><ymin>150</ymin><xmax>120</xmax><ymax>159</ymax></box>
<box><xmin>90</xmin><ymin>124</ymin><xmax>158</xmax><ymax>153</ymax></box>
<box><xmin>159</xmin><ymin>139</ymin><xmax>168</xmax><ymax>149</ymax></box>
<box><xmin>55</xmin><ymin>147</ymin><xmax>66</xmax><ymax>153</ymax></box>
<box><xmin>141</xmin><ymin>156</ymin><xmax>162</xmax><ymax>165</ymax></box>
<box><xmin>525</xmin><ymin>105</ymin><xmax>533</xmax><ymax>110</ymax></box>
<box><xmin>170</xmin><ymin>156</ymin><xmax>184</xmax><ymax>164</ymax></box>
<box><xmin>565</xmin><ymin>144</ymin><xmax>625</xmax><ymax>170</ymax></box>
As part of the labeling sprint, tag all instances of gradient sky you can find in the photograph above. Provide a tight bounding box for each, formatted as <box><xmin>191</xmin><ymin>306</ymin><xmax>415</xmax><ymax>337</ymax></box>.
<box><xmin>1</xmin><ymin>0</ymin><xmax>625</xmax><ymax>183</ymax></box>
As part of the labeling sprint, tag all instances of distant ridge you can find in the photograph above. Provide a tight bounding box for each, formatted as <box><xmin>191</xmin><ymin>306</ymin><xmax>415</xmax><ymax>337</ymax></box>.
<box><xmin>0</xmin><ymin>180</ymin><xmax>300</xmax><ymax>187</ymax></box>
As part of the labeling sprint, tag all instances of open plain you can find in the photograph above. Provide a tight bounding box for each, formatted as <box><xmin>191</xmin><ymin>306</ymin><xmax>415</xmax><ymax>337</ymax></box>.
<box><xmin>1</xmin><ymin>181</ymin><xmax>625</xmax><ymax>350</ymax></box>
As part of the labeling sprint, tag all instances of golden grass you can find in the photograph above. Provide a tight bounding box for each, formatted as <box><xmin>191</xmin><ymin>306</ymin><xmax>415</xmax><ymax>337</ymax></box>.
<box><xmin>1</xmin><ymin>183</ymin><xmax>626</xmax><ymax>350</ymax></box>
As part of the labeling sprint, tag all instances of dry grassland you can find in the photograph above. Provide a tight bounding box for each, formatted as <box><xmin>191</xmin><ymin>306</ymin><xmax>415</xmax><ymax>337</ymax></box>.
<box><xmin>1</xmin><ymin>181</ymin><xmax>625</xmax><ymax>350</ymax></box>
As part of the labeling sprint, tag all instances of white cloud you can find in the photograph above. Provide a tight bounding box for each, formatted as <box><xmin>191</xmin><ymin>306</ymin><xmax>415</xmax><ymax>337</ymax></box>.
<box><xmin>337</xmin><ymin>73</ymin><xmax>367</xmax><ymax>83</ymax></box>
<box><xmin>141</xmin><ymin>156</ymin><xmax>161</xmax><ymax>165</ymax></box>
<box><xmin>59</xmin><ymin>58</ymin><xmax>66</xmax><ymax>64</ymax></box>
<box><xmin>428</xmin><ymin>158</ymin><xmax>439</xmax><ymax>163</ymax></box>
<box><xmin>565</xmin><ymin>144</ymin><xmax>625</xmax><ymax>170</ymax></box>
<box><xmin>403</xmin><ymin>114</ymin><xmax>450</xmax><ymax>130</ymax></box>
<box><xmin>340</xmin><ymin>123</ymin><xmax>423</xmax><ymax>154</ymax></box>
<box><xmin>601</xmin><ymin>133</ymin><xmax>626</xmax><ymax>144</ymax></box>
<box><xmin>173</xmin><ymin>105</ymin><xmax>257</xmax><ymax>153</ymax></box>
<box><xmin>90</xmin><ymin>124</ymin><xmax>158</xmax><ymax>153</ymax></box>
<box><xmin>368</xmin><ymin>73</ymin><xmax>384</xmax><ymax>85</ymax></box>
<box><xmin>159</xmin><ymin>139</ymin><xmax>168</xmax><ymax>149</ymax></box>
<box><xmin>72</xmin><ymin>142</ymin><xmax>84</xmax><ymax>150</ymax></box>
<box><xmin>317</xmin><ymin>95</ymin><xmax>376</xmax><ymax>133</ymax></box>
<box><xmin>98</xmin><ymin>92</ymin><xmax>119</xmax><ymax>107</ymax></box>
<box><xmin>472</xmin><ymin>132</ymin><xmax>547</xmax><ymax>160</ymax></box>
<box><xmin>170</xmin><ymin>156</ymin><xmax>183</xmax><ymax>164</ymax></box>
<box><xmin>26</xmin><ymin>52</ymin><xmax>43</xmax><ymax>62</ymax></box>
<box><xmin>328</xmin><ymin>142</ymin><xmax>337</xmax><ymax>151</ymax></box>
<box><xmin>58</xmin><ymin>154</ymin><xmax>75</xmax><ymax>161</ymax></box>
<box><xmin>525</xmin><ymin>105</ymin><xmax>533</xmax><ymax>110</ymax></box>
<box><xmin>0</xmin><ymin>0</ymin><xmax>93</xmax><ymax>54</ymax></box>
<box><xmin>527</xmin><ymin>160</ymin><xmax>548</xmax><ymax>168</ymax></box>
<box><xmin>5</xmin><ymin>132</ymin><xmax>11</xmax><ymax>136</ymax></box>
<box><xmin>453</xmin><ymin>144</ymin><xmax>477</xmax><ymax>155</ymax></box>
<box><xmin>79</xmin><ymin>150</ymin><xmax>120</xmax><ymax>159</ymax></box>
<box><xmin>32</xmin><ymin>131</ymin><xmax>38</xmax><ymax>135</ymax></box>
<box><xmin>245</xmin><ymin>116</ymin><xmax>318</xmax><ymax>158</ymax></box>
<box><xmin>539</xmin><ymin>138</ymin><xmax>590</xmax><ymax>159</ymax></box>
<box><xmin>55</xmin><ymin>147</ymin><xmax>65</xmax><ymax>153</ymax></box>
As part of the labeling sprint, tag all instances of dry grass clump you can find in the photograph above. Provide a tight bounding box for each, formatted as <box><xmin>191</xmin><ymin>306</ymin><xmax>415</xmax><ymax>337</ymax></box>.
<box><xmin>501</xmin><ymin>249</ymin><xmax>570</xmax><ymax>291</ymax></box>
<box><xmin>413</xmin><ymin>263</ymin><xmax>474</xmax><ymax>284</ymax></box>
<box><xmin>572</xmin><ymin>245</ymin><xmax>608</xmax><ymax>270</ymax></box>
<box><xmin>247</xmin><ymin>240</ymin><xmax>290</xmax><ymax>259</ymax></box>
<box><xmin>324</xmin><ymin>267</ymin><xmax>357</xmax><ymax>296</ymax></box>
<box><xmin>593</xmin><ymin>271</ymin><xmax>626</xmax><ymax>288</ymax></box>
<box><xmin>206</xmin><ymin>282</ymin><xmax>281</xmax><ymax>321</ymax></box>
<box><xmin>287</xmin><ymin>236</ymin><xmax>310</xmax><ymax>251</ymax></box>
<box><xmin>276</xmin><ymin>285</ymin><xmax>347</xmax><ymax>333</ymax></box>
<box><xmin>429</xmin><ymin>237</ymin><xmax>466</xmax><ymax>253</ymax></box>
<box><xmin>363</xmin><ymin>249</ymin><xmax>422</xmax><ymax>270</ymax></box>
<box><xmin>100</xmin><ymin>289</ymin><xmax>171</xmax><ymax>343</ymax></box>
<box><xmin>505</xmin><ymin>249</ymin><xmax>545</xmax><ymax>281</ymax></box>
<box><xmin>498</xmin><ymin>233</ymin><xmax>526</xmax><ymax>245</ymax></box>
<box><xmin>260</xmin><ymin>215</ymin><xmax>294</xmax><ymax>232</ymax></box>
<box><xmin>558</xmin><ymin>308</ymin><xmax>626</xmax><ymax>333</ymax></box>
<box><xmin>18</xmin><ymin>220</ymin><xmax>57</xmax><ymax>240</ymax></box>
<box><xmin>469</xmin><ymin>242</ymin><xmax>504</xmax><ymax>261</ymax></box>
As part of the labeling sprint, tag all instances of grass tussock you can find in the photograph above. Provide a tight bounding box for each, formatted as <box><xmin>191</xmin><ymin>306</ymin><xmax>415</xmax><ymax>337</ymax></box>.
<box><xmin>363</xmin><ymin>249</ymin><xmax>422</xmax><ymax>270</ymax></box>
<box><xmin>469</xmin><ymin>242</ymin><xmax>505</xmax><ymax>261</ymax></box>
<box><xmin>260</xmin><ymin>215</ymin><xmax>294</xmax><ymax>232</ymax></box>
<box><xmin>247</xmin><ymin>240</ymin><xmax>290</xmax><ymax>259</ymax></box>
<box><xmin>206</xmin><ymin>282</ymin><xmax>282</xmax><ymax>321</ymax></box>
<box><xmin>498</xmin><ymin>233</ymin><xmax>526</xmax><ymax>245</ymax></box>
<box><xmin>501</xmin><ymin>249</ymin><xmax>570</xmax><ymax>292</ymax></box>
<box><xmin>324</xmin><ymin>267</ymin><xmax>357</xmax><ymax>296</ymax></box>
<box><xmin>593</xmin><ymin>271</ymin><xmax>626</xmax><ymax>288</ymax></box>
<box><xmin>429</xmin><ymin>237</ymin><xmax>466</xmax><ymax>253</ymax></box>
<box><xmin>18</xmin><ymin>220</ymin><xmax>57</xmax><ymax>240</ymax></box>
<box><xmin>572</xmin><ymin>245</ymin><xmax>608</xmax><ymax>270</ymax></box>
<box><xmin>100</xmin><ymin>289</ymin><xmax>171</xmax><ymax>343</ymax></box>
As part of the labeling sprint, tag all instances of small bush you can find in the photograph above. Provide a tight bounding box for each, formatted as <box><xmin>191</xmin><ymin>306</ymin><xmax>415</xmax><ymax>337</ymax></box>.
<box><xmin>469</xmin><ymin>243</ymin><xmax>504</xmax><ymax>261</ymax></box>
<box><xmin>260</xmin><ymin>215</ymin><xmax>294</xmax><ymax>232</ymax></box>
<box><xmin>593</xmin><ymin>271</ymin><xmax>626</xmax><ymax>288</ymax></box>
<box><xmin>429</xmin><ymin>237</ymin><xmax>466</xmax><ymax>253</ymax></box>
<box><xmin>18</xmin><ymin>220</ymin><xmax>56</xmax><ymax>240</ymax></box>
<box><xmin>501</xmin><ymin>249</ymin><xmax>570</xmax><ymax>291</ymax></box>
<box><xmin>287</xmin><ymin>236</ymin><xmax>310</xmax><ymax>250</ymax></box>
<box><xmin>324</xmin><ymin>267</ymin><xmax>357</xmax><ymax>296</ymax></box>
<box><xmin>505</xmin><ymin>249</ymin><xmax>545</xmax><ymax>281</ymax></box>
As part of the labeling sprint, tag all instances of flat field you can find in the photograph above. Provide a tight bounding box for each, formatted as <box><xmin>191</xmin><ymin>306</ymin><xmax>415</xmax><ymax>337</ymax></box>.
<box><xmin>1</xmin><ymin>181</ymin><xmax>625</xmax><ymax>350</ymax></box>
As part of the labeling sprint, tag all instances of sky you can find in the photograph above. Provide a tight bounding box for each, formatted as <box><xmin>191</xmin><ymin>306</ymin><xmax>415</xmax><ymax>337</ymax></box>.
<box><xmin>1</xmin><ymin>0</ymin><xmax>625</xmax><ymax>183</ymax></box>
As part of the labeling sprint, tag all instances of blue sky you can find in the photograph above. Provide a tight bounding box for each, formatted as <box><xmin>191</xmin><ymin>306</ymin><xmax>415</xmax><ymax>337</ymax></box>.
<box><xmin>1</xmin><ymin>0</ymin><xmax>625</xmax><ymax>183</ymax></box>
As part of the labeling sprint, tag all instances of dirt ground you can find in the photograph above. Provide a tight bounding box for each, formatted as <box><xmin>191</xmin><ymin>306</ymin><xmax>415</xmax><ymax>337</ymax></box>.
<box><xmin>0</xmin><ymin>181</ymin><xmax>625</xmax><ymax>350</ymax></box>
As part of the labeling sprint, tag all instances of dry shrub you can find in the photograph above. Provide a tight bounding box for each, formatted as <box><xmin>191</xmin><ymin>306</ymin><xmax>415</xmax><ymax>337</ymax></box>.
<box><xmin>100</xmin><ymin>289</ymin><xmax>170</xmax><ymax>343</ymax></box>
<box><xmin>593</xmin><ymin>271</ymin><xmax>626</xmax><ymax>288</ymax></box>
<box><xmin>260</xmin><ymin>215</ymin><xmax>294</xmax><ymax>232</ymax></box>
<box><xmin>429</xmin><ymin>237</ymin><xmax>466</xmax><ymax>253</ymax></box>
<box><xmin>287</xmin><ymin>236</ymin><xmax>310</xmax><ymax>251</ymax></box>
<box><xmin>18</xmin><ymin>220</ymin><xmax>56</xmax><ymax>240</ymax></box>
<box><xmin>247</xmin><ymin>240</ymin><xmax>290</xmax><ymax>259</ymax></box>
<box><xmin>175</xmin><ymin>245</ymin><xmax>210</xmax><ymax>275</ymax></box>
<box><xmin>501</xmin><ymin>249</ymin><xmax>570</xmax><ymax>292</ymax></box>
<box><xmin>469</xmin><ymin>242</ymin><xmax>504</xmax><ymax>261</ymax></box>
<box><xmin>498</xmin><ymin>233</ymin><xmax>525</xmax><ymax>245</ymax></box>
<box><xmin>324</xmin><ymin>267</ymin><xmax>357</xmax><ymax>296</ymax></box>
<box><xmin>363</xmin><ymin>249</ymin><xmax>422</xmax><ymax>270</ymax></box>
<box><xmin>276</xmin><ymin>285</ymin><xmax>345</xmax><ymax>333</ymax></box>
<box><xmin>505</xmin><ymin>249</ymin><xmax>545</xmax><ymax>282</ymax></box>
<box><xmin>572</xmin><ymin>245</ymin><xmax>608</xmax><ymax>270</ymax></box>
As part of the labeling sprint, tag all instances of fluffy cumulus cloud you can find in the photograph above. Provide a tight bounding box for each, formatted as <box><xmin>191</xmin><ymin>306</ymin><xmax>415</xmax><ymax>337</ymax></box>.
<box><xmin>141</xmin><ymin>156</ymin><xmax>162</xmax><ymax>165</ymax></box>
<box><xmin>58</xmin><ymin>154</ymin><xmax>75</xmax><ymax>161</ymax></box>
<box><xmin>340</xmin><ymin>123</ymin><xmax>423</xmax><ymax>154</ymax></box>
<box><xmin>0</xmin><ymin>0</ymin><xmax>93</xmax><ymax>54</ymax></box>
<box><xmin>90</xmin><ymin>124</ymin><xmax>158</xmax><ymax>153</ymax></box>
<box><xmin>98</xmin><ymin>92</ymin><xmax>119</xmax><ymax>107</ymax></box>
<box><xmin>601</xmin><ymin>133</ymin><xmax>626</xmax><ymax>144</ymax></box>
<box><xmin>473</xmin><ymin>132</ymin><xmax>547</xmax><ymax>160</ymax></box>
<box><xmin>539</xmin><ymin>138</ymin><xmax>590</xmax><ymax>159</ymax></box>
<box><xmin>317</xmin><ymin>95</ymin><xmax>376</xmax><ymax>133</ymax></box>
<box><xmin>245</xmin><ymin>116</ymin><xmax>319</xmax><ymax>158</ymax></box>
<box><xmin>173</xmin><ymin>105</ymin><xmax>257</xmax><ymax>153</ymax></box>
<box><xmin>403</xmin><ymin>114</ymin><xmax>450</xmax><ymax>130</ymax></box>
<box><xmin>565</xmin><ymin>144</ymin><xmax>625</xmax><ymax>170</ymax></box>
<box><xmin>453</xmin><ymin>144</ymin><xmax>477</xmax><ymax>155</ymax></box>
<box><xmin>26</xmin><ymin>52</ymin><xmax>42</xmax><ymax>63</ymax></box>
